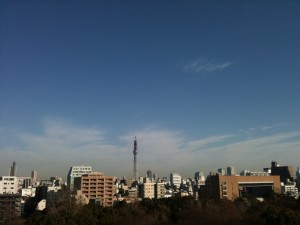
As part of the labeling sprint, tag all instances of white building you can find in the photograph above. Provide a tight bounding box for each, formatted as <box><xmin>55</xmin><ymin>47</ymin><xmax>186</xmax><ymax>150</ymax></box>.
<box><xmin>67</xmin><ymin>165</ymin><xmax>92</xmax><ymax>191</ymax></box>
<box><xmin>227</xmin><ymin>166</ymin><xmax>235</xmax><ymax>176</ymax></box>
<box><xmin>170</xmin><ymin>173</ymin><xmax>181</xmax><ymax>189</ymax></box>
<box><xmin>21</xmin><ymin>188</ymin><xmax>36</xmax><ymax>197</ymax></box>
<box><xmin>0</xmin><ymin>176</ymin><xmax>18</xmax><ymax>194</ymax></box>
<box><xmin>282</xmin><ymin>181</ymin><xmax>299</xmax><ymax>198</ymax></box>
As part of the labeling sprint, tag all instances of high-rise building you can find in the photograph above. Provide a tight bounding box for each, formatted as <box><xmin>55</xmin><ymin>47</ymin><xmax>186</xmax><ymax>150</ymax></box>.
<box><xmin>227</xmin><ymin>166</ymin><xmax>235</xmax><ymax>176</ymax></box>
<box><xmin>31</xmin><ymin>170</ymin><xmax>38</xmax><ymax>187</ymax></box>
<box><xmin>271</xmin><ymin>161</ymin><xmax>294</xmax><ymax>184</ymax></box>
<box><xmin>133</xmin><ymin>137</ymin><xmax>138</xmax><ymax>181</ymax></box>
<box><xmin>80</xmin><ymin>172</ymin><xmax>115</xmax><ymax>207</ymax></box>
<box><xmin>217</xmin><ymin>168</ymin><xmax>226</xmax><ymax>175</ymax></box>
<box><xmin>67</xmin><ymin>165</ymin><xmax>92</xmax><ymax>191</ymax></box>
<box><xmin>10</xmin><ymin>162</ymin><xmax>17</xmax><ymax>176</ymax></box>
<box><xmin>170</xmin><ymin>173</ymin><xmax>181</xmax><ymax>189</ymax></box>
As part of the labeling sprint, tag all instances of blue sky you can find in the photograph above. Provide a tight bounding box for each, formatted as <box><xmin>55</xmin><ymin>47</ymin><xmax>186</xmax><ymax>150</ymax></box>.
<box><xmin>0</xmin><ymin>1</ymin><xmax>299</xmax><ymax>179</ymax></box>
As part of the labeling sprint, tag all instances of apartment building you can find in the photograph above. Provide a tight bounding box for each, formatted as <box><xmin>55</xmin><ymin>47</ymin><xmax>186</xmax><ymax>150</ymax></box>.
<box><xmin>140</xmin><ymin>182</ymin><xmax>155</xmax><ymax>199</ymax></box>
<box><xmin>80</xmin><ymin>172</ymin><xmax>114</xmax><ymax>207</ymax></box>
<box><xmin>0</xmin><ymin>176</ymin><xmax>18</xmax><ymax>194</ymax></box>
<box><xmin>155</xmin><ymin>182</ymin><xmax>166</xmax><ymax>199</ymax></box>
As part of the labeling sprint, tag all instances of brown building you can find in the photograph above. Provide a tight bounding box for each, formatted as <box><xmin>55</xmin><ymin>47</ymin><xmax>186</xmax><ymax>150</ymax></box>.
<box><xmin>80</xmin><ymin>172</ymin><xmax>115</xmax><ymax>207</ymax></box>
<box><xmin>200</xmin><ymin>174</ymin><xmax>281</xmax><ymax>201</ymax></box>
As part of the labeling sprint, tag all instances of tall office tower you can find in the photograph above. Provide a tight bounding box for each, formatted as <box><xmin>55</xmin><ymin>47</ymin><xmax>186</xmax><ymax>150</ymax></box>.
<box><xmin>67</xmin><ymin>165</ymin><xmax>92</xmax><ymax>191</ymax></box>
<box><xmin>133</xmin><ymin>137</ymin><xmax>138</xmax><ymax>181</ymax></box>
<box><xmin>170</xmin><ymin>173</ymin><xmax>181</xmax><ymax>189</ymax></box>
<box><xmin>10</xmin><ymin>162</ymin><xmax>17</xmax><ymax>176</ymax></box>
<box><xmin>227</xmin><ymin>166</ymin><xmax>235</xmax><ymax>176</ymax></box>
<box><xmin>31</xmin><ymin>170</ymin><xmax>37</xmax><ymax>181</ymax></box>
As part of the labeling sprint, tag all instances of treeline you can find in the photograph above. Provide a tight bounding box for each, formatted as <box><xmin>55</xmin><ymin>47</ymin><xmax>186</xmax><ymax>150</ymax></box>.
<box><xmin>9</xmin><ymin>195</ymin><xmax>300</xmax><ymax>225</ymax></box>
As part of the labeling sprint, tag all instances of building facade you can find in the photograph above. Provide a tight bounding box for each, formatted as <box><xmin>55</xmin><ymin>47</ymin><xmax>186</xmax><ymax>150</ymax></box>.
<box><xmin>80</xmin><ymin>172</ymin><xmax>115</xmax><ymax>207</ymax></box>
<box><xmin>0</xmin><ymin>176</ymin><xmax>18</xmax><ymax>194</ymax></box>
<box><xmin>0</xmin><ymin>194</ymin><xmax>22</xmax><ymax>222</ymax></box>
<box><xmin>155</xmin><ymin>182</ymin><xmax>166</xmax><ymax>199</ymax></box>
<box><xmin>140</xmin><ymin>182</ymin><xmax>155</xmax><ymax>199</ymax></box>
<box><xmin>200</xmin><ymin>174</ymin><xmax>281</xmax><ymax>201</ymax></box>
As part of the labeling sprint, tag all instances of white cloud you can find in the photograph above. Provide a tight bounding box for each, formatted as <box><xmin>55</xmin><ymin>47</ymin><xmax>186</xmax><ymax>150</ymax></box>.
<box><xmin>0</xmin><ymin>119</ymin><xmax>299</xmax><ymax>179</ymax></box>
<box><xmin>183</xmin><ymin>58</ymin><xmax>233</xmax><ymax>73</ymax></box>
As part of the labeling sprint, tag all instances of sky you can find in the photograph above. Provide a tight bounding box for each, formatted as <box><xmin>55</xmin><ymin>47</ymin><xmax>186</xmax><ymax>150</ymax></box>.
<box><xmin>0</xmin><ymin>0</ymin><xmax>299</xmax><ymax>180</ymax></box>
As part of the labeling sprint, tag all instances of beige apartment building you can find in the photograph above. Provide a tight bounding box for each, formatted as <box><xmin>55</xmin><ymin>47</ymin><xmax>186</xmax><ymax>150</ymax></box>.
<box><xmin>80</xmin><ymin>172</ymin><xmax>115</xmax><ymax>207</ymax></box>
<box><xmin>141</xmin><ymin>182</ymin><xmax>156</xmax><ymax>199</ymax></box>
<box><xmin>200</xmin><ymin>174</ymin><xmax>281</xmax><ymax>201</ymax></box>
<box><xmin>155</xmin><ymin>183</ymin><xmax>166</xmax><ymax>199</ymax></box>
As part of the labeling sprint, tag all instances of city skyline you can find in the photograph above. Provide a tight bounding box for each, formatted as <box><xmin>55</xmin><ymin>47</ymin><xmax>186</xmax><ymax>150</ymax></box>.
<box><xmin>0</xmin><ymin>1</ymin><xmax>300</xmax><ymax>179</ymax></box>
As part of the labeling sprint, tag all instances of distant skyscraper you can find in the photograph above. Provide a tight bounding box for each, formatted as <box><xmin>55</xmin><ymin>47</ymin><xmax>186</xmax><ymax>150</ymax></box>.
<box><xmin>146</xmin><ymin>170</ymin><xmax>153</xmax><ymax>179</ymax></box>
<box><xmin>31</xmin><ymin>170</ymin><xmax>38</xmax><ymax>187</ymax></box>
<box><xmin>217</xmin><ymin>168</ymin><xmax>226</xmax><ymax>175</ymax></box>
<box><xmin>133</xmin><ymin>137</ymin><xmax>138</xmax><ymax>181</ymax></box>
<box><xmin>10</xmin><ymin>162</ymin><xmax>17</xmax><ymax>176</ymax></box>
<box><xmin>31</xmin><ymin>170</ymin><xmax>37</xmax><ymax>181</ymax></box>
<box><xmin>227</xmin><ymin>166</ymin><xmax>235</xmax><ymax>176</ymax></box>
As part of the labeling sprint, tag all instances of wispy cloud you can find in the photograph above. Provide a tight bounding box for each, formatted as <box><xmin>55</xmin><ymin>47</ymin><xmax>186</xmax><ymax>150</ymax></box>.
<box><xmin>0</xmin><ymin>119</ymin><xmax>299</xmax><ymax>179</ymax></box>
<box><xmin>186</xmin><ymin>134</ymin><xmax>233</xmax><ymax>151</ymax></box>
<box><xmin>241</xmin><ymin>123</ymin><xmax>286</xmax><ymax>136</ymax></box>
<box><xmin>183</xmin><ymin>58</ymin><xmax>233</xmax><ymax>73</ymax></box>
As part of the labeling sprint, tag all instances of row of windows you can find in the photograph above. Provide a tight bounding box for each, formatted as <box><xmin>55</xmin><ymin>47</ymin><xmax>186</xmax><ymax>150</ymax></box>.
<box><xmin>3</xmin><ymin>178</ymin><xmax>15</xmax><ymax>181</ymax></box>
<box><xmin>72</xmin><ymin>167</ymin><xmax>91</xmax><ymax>170</ymax></box>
